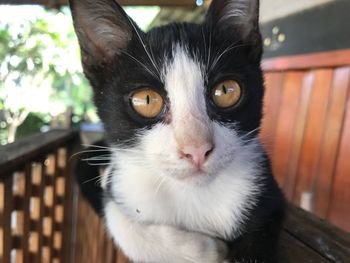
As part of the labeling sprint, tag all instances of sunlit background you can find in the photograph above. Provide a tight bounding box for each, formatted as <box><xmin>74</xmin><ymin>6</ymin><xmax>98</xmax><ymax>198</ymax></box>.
<box><xmin>0</xmin><ymin>5</ymin><xmax>160</xmax><ymax>145</ymax></box>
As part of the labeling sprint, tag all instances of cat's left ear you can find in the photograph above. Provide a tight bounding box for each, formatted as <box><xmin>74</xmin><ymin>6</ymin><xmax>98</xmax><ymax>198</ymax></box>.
<box><xmin>205</xmin><ymin>0</ymin><xmax>262</xmax><ymax>59</ymax></box>
<box><xmin>69</xmin><ymin>0</ymin><xmax>136</xmax><ymax>64</ymax></box>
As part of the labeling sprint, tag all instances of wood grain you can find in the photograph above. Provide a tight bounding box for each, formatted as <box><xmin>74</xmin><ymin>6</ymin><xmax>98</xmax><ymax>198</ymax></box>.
<box><xmin>314</xmin><ymin>67</ymin><xmax>350</xmax><ymax>218</ymax></box>
<box><xmin>262</xmin><ymin>49</ymin><xmax>350</xmax><ymax>230</ymax></box>
<box><xmin>327</xmin><ymin>85</ymin><xmax>350</xmax><ymax>231</ymax></box>
<box><xmin>293</xmin><ymin>69</ymin><xmax>333</xmax><ymax>206</ymax></box>
<box><xmin>262</xmin><ymin>49</ymin><xmax>350</xmax><ymax>71</ymax></box>
<box><xmin>271</xmin><ymin>72</ymin><xmax>304</xmax><ymax>187</ymax></box>
<box><xmin>283</xmin><ymin>71</ymin><xmax>314</xmax><ymax>200</ymax></box>
<box><xmin>284</xmin><ymin>205</ymin><xmax>350</xmax><ymax>262</ymax></box>
<box><xmin>1</xmin><ymin>175</ymin><xmax>13</xmax><ymax>263</ymax></box>
<box><xmin>261</xmin><ymin>72</ymin><xmax>285</xmax><ymax>156</ymax></box>
<box><xmin>277</xmin><ymin>232</ymin><xmax>331</xmax><ymax>263</ymax></box>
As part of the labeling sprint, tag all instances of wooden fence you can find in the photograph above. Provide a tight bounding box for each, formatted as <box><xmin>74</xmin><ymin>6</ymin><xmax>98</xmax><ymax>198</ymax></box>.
<box><xmin>0</xmin><ymin>129</ymin><xmax>132</xmax><ymax>263</ymax></box>
<box><xmin>0</xmin><ymin>130</ymin><xmax>78</xmax><ymax>263</ymax></box>
<box><xmin>261</xmin><ymin>48</ymin><xmax>350</xmax><ymax>231</ymax></box>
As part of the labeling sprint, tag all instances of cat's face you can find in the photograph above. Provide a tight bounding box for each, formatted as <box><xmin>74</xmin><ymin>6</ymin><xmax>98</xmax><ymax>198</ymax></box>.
<box><xmin>71</xmin><ymin>0</ymin><xmax>264</xmax><ymax>185</ymax></box>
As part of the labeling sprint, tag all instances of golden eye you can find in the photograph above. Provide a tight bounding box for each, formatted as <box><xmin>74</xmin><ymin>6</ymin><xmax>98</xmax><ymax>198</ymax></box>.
<box><xmin>130</xmin><ymin>89</ymin><xmax>164</xmax><ymax>118</ymax></box>
<box><xmin>212</xmin><ymin>80</ymin><xmax>241</xmax><ymax>108</ymax></box>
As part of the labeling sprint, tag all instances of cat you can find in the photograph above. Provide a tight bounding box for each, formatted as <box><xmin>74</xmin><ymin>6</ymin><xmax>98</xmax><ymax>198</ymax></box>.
<box><xmin>70</xmin><ymin>0</ymin><xmax>286</xmax><ymax>262</ymax></box>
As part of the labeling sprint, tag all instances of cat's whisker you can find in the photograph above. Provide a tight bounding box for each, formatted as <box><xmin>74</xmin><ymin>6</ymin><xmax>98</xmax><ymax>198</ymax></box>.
<box><xmin>81</xmin><ymin>157</ymin><xmax>112</xmax><ymax>161</ymax></box>
<box><xmin>70</xmin><ymin>149</ymin><xmax>111</xmax><ymax>160</ymax></box>
<box><xmin>240</xmin><ymin>127</ymin><xmax>261</xmax><ymax>139</ymax></box>
<box><xmin>86</xmin><ymin>162</ymin><xmax>112</xmax><ymax>166</ymax></box>
<box><xmin>121</xmin><ymin>50</ymin><xmax>159</xmax><ymax>79</ymax></box>
<box><xmin>209</xmin><ymin>42</ymin><xmax>246</xmax><ymax>72</ymax></box>
<box><xmin>201</xmin><ymin>28</ymin><xmax>207</xmax><ymax>73</ymax></box>
<box><xmin>81</xmin><ymin>144</ymin><xmax>111</xmax><ymax>149</ymax></box>
<box><xmin>241</xmin><ymin>138</ymin><xmax>260</xmax><ymax>147</ymax></box>
<box><xmin>207</xmin><ymin>27</ymin><xmax>213</xmax><ymax>73</ymax></box>
<box><xmin>154</xmin><ymin>176</ymin><xmax>167</xmax><ymax>197</ymax></box>
<box><xmin>147</xmin><ymin>41</ymin><xmax>160</xmax><ymax>74</ymax></box>
<box><xmin>126</xmin><ymin>17</ymin><xmax>160</xmax><ymax>78</ymax></box>
<box><xmin>82</xmin><ymin>173</ymin><xmax>105</xmax><ymax>184</ymax></box>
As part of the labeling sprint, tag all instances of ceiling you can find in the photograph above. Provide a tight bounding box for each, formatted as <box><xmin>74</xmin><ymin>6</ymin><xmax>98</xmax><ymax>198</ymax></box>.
<box><xmin>0</xmin><ymin>0</ymin><xmax>337</xmax><ymax>23</ymax></box>
<box><xmin>0</xmin><ymin>0</ymin><xmax>207</xmax><ymax>8</ymax></box>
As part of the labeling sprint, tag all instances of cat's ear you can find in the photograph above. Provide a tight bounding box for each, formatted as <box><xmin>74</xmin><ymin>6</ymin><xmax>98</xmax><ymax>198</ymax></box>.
<box><xmin>205</xmin><ymin>0</ymin><xmax>261</xmax><ymax>56</ymax></box>
<box><xmin>69</xmin><ymin>0</ymin><xmax>134</xmax><ymax>64</ymax></box>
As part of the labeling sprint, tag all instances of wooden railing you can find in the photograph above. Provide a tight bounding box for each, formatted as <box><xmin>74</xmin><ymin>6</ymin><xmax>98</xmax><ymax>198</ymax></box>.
<box><xmin>0</xmin><ymin>130</ymin><xmax>78</xmax><ymax>263</ymax></box>
<box><xmin>0</xmin><ymin>129</ymin><xmax>132</xmax><ymax>263</ymax></box>
<box><xmin>74</xmin><ymin>197</ymin><xmax>131</xmax><ymax>263</ymax></box>
<box><xmin>261</xmin><ymin>48</ymin><xmax>350</xmax><ymax>232</ymax></box>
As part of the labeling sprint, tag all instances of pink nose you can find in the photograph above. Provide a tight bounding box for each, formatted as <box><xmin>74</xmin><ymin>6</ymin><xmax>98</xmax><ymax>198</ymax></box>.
<box><xmin>179</xmin><ymin>142</ymin><xmax>214</xmax><ymax>168</ymax></box>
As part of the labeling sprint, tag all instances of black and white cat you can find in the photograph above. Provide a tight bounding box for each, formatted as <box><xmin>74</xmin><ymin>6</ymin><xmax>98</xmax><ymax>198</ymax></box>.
<box><xmin>70</xmin><ymin>0</ymin><xmax>285</xmax><ymax>262</ymax></box>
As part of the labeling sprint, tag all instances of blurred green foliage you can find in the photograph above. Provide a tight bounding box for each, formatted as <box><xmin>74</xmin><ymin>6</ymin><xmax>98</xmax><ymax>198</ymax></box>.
<box><xmin>0</xmin><ymin>7</ymin><xmax>98</xmax><ymax>145</ymax></box>
<box><xmin>16</xmin><ymin>113</ymin><xmax>48</xmax><ymax>140</ymax></box>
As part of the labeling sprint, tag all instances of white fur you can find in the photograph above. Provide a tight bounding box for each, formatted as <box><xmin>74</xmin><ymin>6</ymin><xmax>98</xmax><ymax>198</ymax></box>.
<box><xmin>104</xmin><ymin>46</ymin><xmax>263</xmax><ymax>262</ymax></box>
<box><xmin>105</xmin><ymin>201</ymin><xmax>228</xmax><ymax>263</ymax></box>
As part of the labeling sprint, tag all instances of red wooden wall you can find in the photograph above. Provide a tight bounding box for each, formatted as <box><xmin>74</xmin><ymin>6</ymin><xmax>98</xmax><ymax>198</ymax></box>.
<box><xmin>260</xmin><ymin>49</ymin><xmax>350</xmax><ymax>232</ymax></box>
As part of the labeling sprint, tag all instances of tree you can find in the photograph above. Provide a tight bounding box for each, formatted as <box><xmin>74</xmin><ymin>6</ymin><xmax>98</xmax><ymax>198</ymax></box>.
<box><xmin>0</xmin><ymin>7</ymin><xmax>97</xmax><ymax>144</ymax></box>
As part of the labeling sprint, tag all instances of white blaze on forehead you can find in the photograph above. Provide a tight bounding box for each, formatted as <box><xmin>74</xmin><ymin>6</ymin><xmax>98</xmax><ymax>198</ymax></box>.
<box><xmin>163</xmin><ymin>46</ymin><xmax>213</xmax><ymax>148</ymax></box>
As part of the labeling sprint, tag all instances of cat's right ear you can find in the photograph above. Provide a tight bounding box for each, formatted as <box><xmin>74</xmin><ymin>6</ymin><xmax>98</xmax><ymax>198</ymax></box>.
<box><xmin>69</xmin><ymin>0</ymin><xmax>133</xmax><ymax>64</ymax></box>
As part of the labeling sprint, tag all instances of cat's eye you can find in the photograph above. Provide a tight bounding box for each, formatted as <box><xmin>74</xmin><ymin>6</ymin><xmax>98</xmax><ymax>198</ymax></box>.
<box><xmin>212</xmin><ymin>80</ymin><xmax>241</xmax><ymax>108</ymax></box>
<box><xmin>130</xmin><ymin>89</ymin><xmax>164</xmax><ymax>118</ymax></box>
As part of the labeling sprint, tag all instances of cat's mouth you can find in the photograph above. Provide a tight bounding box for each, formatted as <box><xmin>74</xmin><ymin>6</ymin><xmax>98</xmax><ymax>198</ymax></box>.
<box><xmin>168</xmin><ymin>165</ymin><xmax>217</xmax><ymax>183</ymax></box>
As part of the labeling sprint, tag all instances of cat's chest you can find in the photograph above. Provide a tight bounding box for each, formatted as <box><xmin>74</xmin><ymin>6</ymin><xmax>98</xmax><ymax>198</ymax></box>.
<box><xmin>111</xmin><ymin>169</ymin><xmax>258</xmax><ymax>239</ymax></box>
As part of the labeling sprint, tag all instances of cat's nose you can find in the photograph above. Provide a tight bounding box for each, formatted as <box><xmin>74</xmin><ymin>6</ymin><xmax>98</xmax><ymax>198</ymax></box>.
<box><xmin>179</xmin><ymin>142</ymin><xmax>214</xmax><ymax>169</ymax></box>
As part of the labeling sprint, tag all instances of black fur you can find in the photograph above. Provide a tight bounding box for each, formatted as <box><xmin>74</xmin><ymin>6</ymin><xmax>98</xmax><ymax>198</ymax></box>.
<box><xmin>71</xmin><ymin>0</ymin><xmax>285</xmax><ymax>262</ymax></box>
<box><xmin>226</xmin><ymin>154</ymin><xmax>285</xmax><ymax>262</ymax></box>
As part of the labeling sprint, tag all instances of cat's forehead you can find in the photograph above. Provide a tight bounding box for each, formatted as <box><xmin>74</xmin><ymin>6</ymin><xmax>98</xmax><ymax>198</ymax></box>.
<box><xmin>143</xmin><ymin>22</ymin><xmax>245</xmax><ymax>77</ymax></box>
<box><xmin>145</xmin><ymin>23</ymin><xmax>206</xmax><ymax>60</ymax></box>
<box><xmin>147</xmin><ymin>23</ymin><xmax>203</xmax><ymax>46</ymax></box>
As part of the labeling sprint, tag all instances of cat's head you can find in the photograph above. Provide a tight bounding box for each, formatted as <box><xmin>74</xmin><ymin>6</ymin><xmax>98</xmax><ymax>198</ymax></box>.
<box><xmin>70</xmin><ymin>0</ymin><xmax>264</xmax><ymax>185</ymax></box>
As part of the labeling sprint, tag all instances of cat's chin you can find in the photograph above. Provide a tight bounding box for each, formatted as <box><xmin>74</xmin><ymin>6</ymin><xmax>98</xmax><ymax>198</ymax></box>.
<box><xmin>175</xmin><ymin>169</ymin><xmax>217</xmax><ymax>186</ymax></box>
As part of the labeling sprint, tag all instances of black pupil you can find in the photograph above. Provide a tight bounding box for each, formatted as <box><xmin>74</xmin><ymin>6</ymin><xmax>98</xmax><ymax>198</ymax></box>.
<box><xmin>222</xmin><ymin>85</ymin><xmax>227</xmax><ymax>94</ymax></box>
<box><xmin>146</xmin><ymin>95</ymin><xmax>150</xmax><ymax>105</ymax></box>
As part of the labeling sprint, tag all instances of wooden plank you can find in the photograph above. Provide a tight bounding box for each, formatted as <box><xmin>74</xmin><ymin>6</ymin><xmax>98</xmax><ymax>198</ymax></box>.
<box><xmin>281</xmin><ymin>71</ymin><xmax>314</xmax><ymax>199</ymax></box>
<box><xmin>55</xmin><ymin>148</ymin><xmax>67</xmax><ymax>263</ymax></box>
<box><xmin>117</xmin><ymin>249</ymin><xmax>132</xmax><ymax>263</ymax></box>
<box><xmin>61</xmin><ymin>145</ymin><xmax>77</xmax><ymax>263</ymax></box>
<box><xmin>12</xmin><ymin>172</ymin><xmax>26</xmax><ymax>263</ymax></box>
<box><xmin>277</xmin><ymin>231</ymin><xmax>331</xmax><ymax>263</ymax></box>
<box><xmin>36</xmin><ymin>160</ymin><xmax>47</xmax><ymax>263</ymax></box>
<box><xmin>271</xmin><ymin>72</ymin><xmax>304</xmax><ymax>186</ymax></box>
<box><xmin>0</xmin><ymin>0</ymin><xmax>200</xmax><ymax>7</ymax></box>
<box><xmin>260</xmin><ymin>72</ymin><xmax>285</xmax><ymax>156</ymax></box>
<box><xmin>2</xmin><ymin>175</ymin><xmax>13</xmax><ymax>263</ymax></box>
<box><xmin>293</xmin><ymin>69</ymin><xmax>333</xmax><ymax>207</ymax></box>
<box><xmin>104</xmin><ymin>235</ymin><xmax>116</xmax><ymax>263</ymax></box>
<box><xmin>0</xmin><ymin>129</ymin><xmax>78</xmax><ymax>176</ymax></box>
<box><xmin>314</xmin><ymin>67</ymin><xmax>350</xmax><ymax>218</ymax></box>
<box><xmin>284</xmin><ymin>205</ymin><xmax>350</xmax><ymax>262</ymax></box>
<box><xmin>22</xmin><ymin>164</ymin><xmax>33</xmax><ymax>263</ymax></box>
<box><xmin>262</xmin><ymin>49</ymin><xmax>350</xmax><ymax>71</ymax></box>
<box><xmin>49</xmin><ymin>153</ymin><xmax>59</xmax><ymax>263</ymax></box>
<box><xmin>327</xmin><ymin>83</ymin><xmax>350</xmax><ymax>232</ymax></box>
<box><xmin>26</xmin><ymin>163</ymin><xmax>42</xmax><ymax>263</ymax></box>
